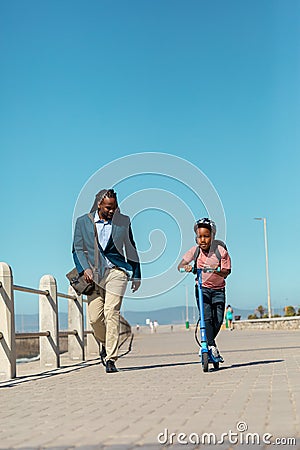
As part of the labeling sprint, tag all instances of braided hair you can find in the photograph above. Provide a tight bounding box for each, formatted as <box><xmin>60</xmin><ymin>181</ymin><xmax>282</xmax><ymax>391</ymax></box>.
<box><xmin>90</xmin><ymin>189</ymin><xmax>118</xmax><ymax>213</ymax></box>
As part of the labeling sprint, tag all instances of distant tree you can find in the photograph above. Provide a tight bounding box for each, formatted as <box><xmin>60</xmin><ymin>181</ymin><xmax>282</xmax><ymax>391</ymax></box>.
<box><xmin>248</xmin><ymin>314</ymin><xmax>258</xmax><ymax>320</ymax></box>
<box><xmin>284</xmin><ymin>306</ymin><xmax>296</xmax><ymax>317</ymax></box>
<box><xmin>256</xmin><ymin>305</ymin><xmax>265</xmax><ymax>319</ymax></box>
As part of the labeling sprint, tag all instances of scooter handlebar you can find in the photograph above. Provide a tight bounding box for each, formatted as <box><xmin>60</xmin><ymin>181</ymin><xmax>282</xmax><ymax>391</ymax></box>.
<box><xmin>203</xmin><ymin>266</ymin><xmax>221</xmax><ymax>273</ymax></box>
<box><xmin>179</xmin><ymin>267</ymin><xmax>220</xmax><ymax>273</ymax></box>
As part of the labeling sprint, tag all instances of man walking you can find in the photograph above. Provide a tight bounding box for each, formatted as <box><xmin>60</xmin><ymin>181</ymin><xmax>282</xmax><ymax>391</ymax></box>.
<box><xmin>72</xmin><ymin>189</ymin><xmax>141</xmax><ymax>373</ymax></box>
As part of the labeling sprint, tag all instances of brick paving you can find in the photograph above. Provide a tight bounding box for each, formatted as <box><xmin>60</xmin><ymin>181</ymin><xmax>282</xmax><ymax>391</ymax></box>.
<box><xmin>0</xmin><ymin>326</ymin><xmax>299</xmax><ymax>449</ymax></box>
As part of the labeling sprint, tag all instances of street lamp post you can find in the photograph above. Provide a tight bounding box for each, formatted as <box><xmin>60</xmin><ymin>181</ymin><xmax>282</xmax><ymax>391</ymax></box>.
<box><xmin>254</xmin><ymin>217</ymin><xmax>272</xmax><ymax>318</ymax></box>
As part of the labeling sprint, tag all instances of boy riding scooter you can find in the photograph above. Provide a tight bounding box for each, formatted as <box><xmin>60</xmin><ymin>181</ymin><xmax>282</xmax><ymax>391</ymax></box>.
<box><xmin>178</xmin><ymin>218</ymin><xmax>231</xmax><ymax>363</ymax></box>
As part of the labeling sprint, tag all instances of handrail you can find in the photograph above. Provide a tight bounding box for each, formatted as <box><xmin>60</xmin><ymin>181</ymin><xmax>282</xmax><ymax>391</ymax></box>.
<box><xmin>0</xmin><ymin>283</ymin><xmax>78</xmax><ymax>301</ymax></box>
<box><xmin>0</xmin><ymin>262</ymin><xmax>103</xmax><ymax>381</ymax></box>
<box><xmin>15</xmin><ymin>331</ymin><xmax>80</xmax><ymax>339</ymax></box>
<box><xmin>13</xmin><ymin>284</ymin><xmax>49</xmax><ymax>296</ymax></box>
<box><xmin>15</xmin><ymin>331</ymin><xmax>51</xmax><ymax>338</ymax></box>
<box><xmin>59</xmin><ymin>330</ymin><xmax>78</xmax><ymax>337</ymax></box>
<box><xmin>57</xmin><ymin>291</ymin><xmax>77</xmax><ymax>300</ymax></box>
<box><xmin>14</xmin><ymin>330</ymin><xmax>96</xmax><ymax>339</ymax></box>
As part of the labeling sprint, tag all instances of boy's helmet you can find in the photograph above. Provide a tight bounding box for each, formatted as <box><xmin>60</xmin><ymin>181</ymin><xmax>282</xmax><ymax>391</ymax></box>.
<box><xmin>194</xmin><ymin>218</ymin><xmax>217</xmax><ymax>235</ymax></box>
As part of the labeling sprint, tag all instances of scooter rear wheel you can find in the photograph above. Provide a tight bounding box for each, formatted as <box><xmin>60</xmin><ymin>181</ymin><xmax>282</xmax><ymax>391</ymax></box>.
<box><xmin>202</xmin><ymin>352</ymin><xmax>209</xmax><ymax>372</ymax></box>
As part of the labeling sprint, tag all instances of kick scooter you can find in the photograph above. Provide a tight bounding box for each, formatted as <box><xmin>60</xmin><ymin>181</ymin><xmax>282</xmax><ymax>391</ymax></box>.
<box><xmin>196</xmin><ymin>267</ymin><xmax>223</xmax><ymax>372</ymax></box>
<box><xmin>180</xmin><ymin>266</ymin><xmax>222</xmax><ymax>372</ymax></box>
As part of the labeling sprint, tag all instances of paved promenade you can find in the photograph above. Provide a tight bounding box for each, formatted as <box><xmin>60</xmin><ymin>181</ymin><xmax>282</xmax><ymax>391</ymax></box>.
<box><xmin>0</xmin><ymin>326</ymin><xmax>299</xmax><ymax>449</ymax></box>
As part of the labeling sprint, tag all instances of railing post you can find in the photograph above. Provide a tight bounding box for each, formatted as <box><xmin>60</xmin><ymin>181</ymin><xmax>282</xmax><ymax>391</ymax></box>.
<box><xmin>0</xmin><ymin>262</ymin><xmax>16</xmax><ymax>381</ymax></box>
<box><xmin>68</xmin><ymin>286</ymin><xmax>84</xmax><ymax>361</ymax></box>
<box><xmin>39</xmin><ymin>275</ymin><xmax>59</xmax><ymax>369</ymax></box>
<box><xmin>85</xmin><ymin>304</ymin><xmax>100</xmax><ymax>357</ymax></box>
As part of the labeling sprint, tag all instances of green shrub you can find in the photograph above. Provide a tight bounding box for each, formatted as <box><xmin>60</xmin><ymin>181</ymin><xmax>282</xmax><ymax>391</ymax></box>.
<box><xmin>284</xmin><ymin>306</ymin><xmax>296</xmax><ymax>317</ymax></box>
<box><xmin>248</xmin><ymin>314</ymin><xmax>258</xmax><ymax>320</ymax></box>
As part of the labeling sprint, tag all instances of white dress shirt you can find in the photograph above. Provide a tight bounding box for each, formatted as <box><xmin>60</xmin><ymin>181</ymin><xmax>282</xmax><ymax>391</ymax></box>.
<box><xmin>94</xmin><ymin>212</ymin><xmax>114</xmax><ymax>269</ymax></box>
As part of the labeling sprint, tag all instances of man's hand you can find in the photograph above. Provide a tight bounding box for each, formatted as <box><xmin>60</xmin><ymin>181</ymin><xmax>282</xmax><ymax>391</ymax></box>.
<box><xmin>131</xmin><ymin>279</ymin><xmax>141</xmax><ymax>292</ymax></box>
<box><xmin>84</xmin><ymin>268</ymin><xmax>93</xmax><ymax>283</ymax></box>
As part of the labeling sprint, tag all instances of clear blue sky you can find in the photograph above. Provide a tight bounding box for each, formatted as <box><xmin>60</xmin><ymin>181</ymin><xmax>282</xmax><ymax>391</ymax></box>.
<box><xmin>1</xmin><ymin>0</ymin><xmax>299</xmax><ymax>317</ymax></box>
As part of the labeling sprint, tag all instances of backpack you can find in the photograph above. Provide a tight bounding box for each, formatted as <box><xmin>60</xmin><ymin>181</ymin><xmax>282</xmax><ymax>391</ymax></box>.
<box><xmin>192</xmin><ymin>239</ymin><xmax>227</xmax><ymax>274</ymax></box>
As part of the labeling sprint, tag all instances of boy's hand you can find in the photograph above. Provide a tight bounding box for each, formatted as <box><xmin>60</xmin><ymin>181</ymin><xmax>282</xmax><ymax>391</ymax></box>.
<box><xmin>177</xmin><ymin>260</ymin><xmax>193</xmax><ymax>273</ymax></box>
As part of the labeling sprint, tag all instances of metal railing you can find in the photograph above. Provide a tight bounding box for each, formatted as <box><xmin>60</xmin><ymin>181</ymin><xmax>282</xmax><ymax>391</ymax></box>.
<box><xmin>0</xmin><ymin>262</ymin><xmax>100</xmax><ymax>382</ymax></box>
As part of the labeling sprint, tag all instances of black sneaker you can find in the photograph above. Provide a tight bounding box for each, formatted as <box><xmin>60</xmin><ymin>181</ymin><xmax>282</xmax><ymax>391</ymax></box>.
<box><xmin>106</xmin><ymin>360</ymin><xmax>119</xmax><ymax>373</ymax></box>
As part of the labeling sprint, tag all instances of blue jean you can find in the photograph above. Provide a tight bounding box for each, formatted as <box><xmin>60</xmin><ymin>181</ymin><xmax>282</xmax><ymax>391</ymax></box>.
<box><xmin>195</xmin><ymin>286</ymin><xmax>225</xmax><ymax>347</ymax></box>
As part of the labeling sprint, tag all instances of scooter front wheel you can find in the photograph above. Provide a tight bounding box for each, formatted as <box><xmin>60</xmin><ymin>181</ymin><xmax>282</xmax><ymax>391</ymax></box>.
<box><xmin>213</xmin><ymin>361</ymin><xmax>219</xmax><ymax>370</ymax></box>
<box><xmin>202</xmin><ymin>352</ymin><xmax>209</xmax><ymax>372</ymax></box>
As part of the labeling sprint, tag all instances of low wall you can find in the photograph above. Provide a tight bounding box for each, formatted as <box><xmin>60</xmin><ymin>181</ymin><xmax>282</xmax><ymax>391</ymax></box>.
<box><xmin>232</xmin><ymin>316</ymin><xmax>300</xmax><ymax>331</ymax></box>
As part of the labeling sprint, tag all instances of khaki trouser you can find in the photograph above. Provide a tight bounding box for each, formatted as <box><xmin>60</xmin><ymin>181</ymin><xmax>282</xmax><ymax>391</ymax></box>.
<box><xmin>87</xmin><ymin>268</ymin><xmax>128</xmax><ymax>361</ymax></box>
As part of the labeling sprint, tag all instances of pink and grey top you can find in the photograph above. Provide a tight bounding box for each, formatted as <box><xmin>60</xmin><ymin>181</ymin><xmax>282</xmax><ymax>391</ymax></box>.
<box><xmin>182</xmin><ymin>245</ymin><xmax>231</xmax><ymax>289</ymax></box>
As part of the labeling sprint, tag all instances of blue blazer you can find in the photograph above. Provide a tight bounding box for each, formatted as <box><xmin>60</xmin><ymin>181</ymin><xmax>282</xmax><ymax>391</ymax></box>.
<box><xmin>72</xmin><ymin>212</ymin><xmax>141</xmax><ymax>280</ymax></box>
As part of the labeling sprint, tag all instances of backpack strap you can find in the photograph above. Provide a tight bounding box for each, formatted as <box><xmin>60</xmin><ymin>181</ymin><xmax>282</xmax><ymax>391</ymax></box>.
<box><xmin>211</xmin><ymin>239</ymin><xmax>227</xmax><ymax>262</ymax></box>
<box><xmin>192</xmin><ymin>246</ymin><xmax>200</xmax><ymax>274</ymax></box>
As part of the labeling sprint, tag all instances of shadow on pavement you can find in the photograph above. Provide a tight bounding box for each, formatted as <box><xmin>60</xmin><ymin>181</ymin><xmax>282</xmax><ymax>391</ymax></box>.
<box><xmin>0</xmin><ymin>358</ymin><xmax>101</xmax><ymax>389</ymax></box>
<box><xmin>217</xmin><ymin>359</ymin><xmax>284</xmax><ymax>371</ymax></box>
<box><xmin>122</xmin><ymin>358</ymin><xmax>284</xmax><ymax>372</ymax></box>
<box><xmin>0</xmin><ymin>357</ymin><xmax>285</xmax><ymax>388</ymax></box>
